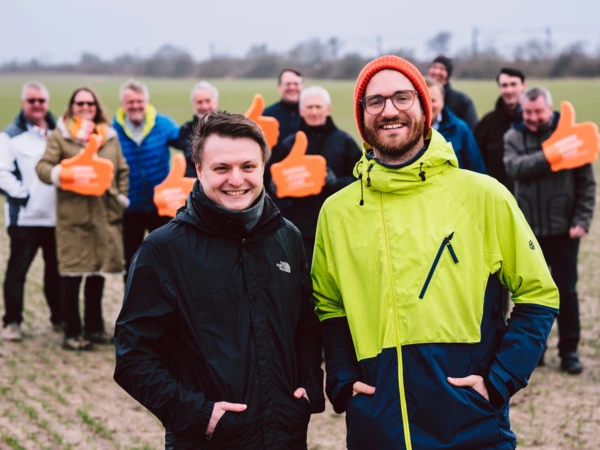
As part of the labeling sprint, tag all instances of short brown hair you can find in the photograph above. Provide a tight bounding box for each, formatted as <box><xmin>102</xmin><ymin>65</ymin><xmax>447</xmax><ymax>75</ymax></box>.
<box><xmin>191</xmin><ymin>111</ymin><xmax>271</xmax><ymax>164</ymax></box>
<box><xmin>63</xmin><ymin>87</ymin><xmax>110</xmax><ymax>124</ymax></box>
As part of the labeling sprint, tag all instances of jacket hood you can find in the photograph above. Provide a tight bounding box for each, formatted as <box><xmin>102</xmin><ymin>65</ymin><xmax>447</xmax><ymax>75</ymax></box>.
<box><xmin>353</xmin><ymin>128</ymin><xmax>458</xmax><ymax>196</ymax></box>
<box><xmin>173</xmin><ymin>180</ymin><xmax>285</xmax><ymax>240</ymax></box>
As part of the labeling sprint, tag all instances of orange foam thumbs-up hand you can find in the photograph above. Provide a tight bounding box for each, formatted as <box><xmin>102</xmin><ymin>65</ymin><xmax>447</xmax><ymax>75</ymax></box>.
<box><xmin>153</xmin><ymin>153</ymin><xmax>196</xmax><ymax>217</ymax></box>
<box><xmin>60</xmin><ymin>134</ymin><xmax>114</xmax><ymax>196</ymax></box>
<box><xmin>270</xmin><ymin>131</ymin><xmax>327</xmax><ymax>198</ymax></box>
<box><xmin>245</xmin><ymin>94</ymin><xmax>280</xmax><ymax>148</ymax></box>
<box><xmin>542</xmin><ymin>101</ymin><xmax>600</xmax><ymax>171</ymax></box>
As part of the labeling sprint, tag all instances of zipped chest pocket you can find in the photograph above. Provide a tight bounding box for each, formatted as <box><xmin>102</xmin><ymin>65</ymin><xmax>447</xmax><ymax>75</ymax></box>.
<box><xmin>419</xmin><ymin>232</ymin><xmax>459</xmax><ymax>299</ymax></box>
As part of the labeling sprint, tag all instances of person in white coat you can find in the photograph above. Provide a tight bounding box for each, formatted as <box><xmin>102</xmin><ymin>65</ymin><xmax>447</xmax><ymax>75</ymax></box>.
<box><xmin>0</xmin><ymin>81</ymin><xmax>61</xmax><ymax>341</ymax></box>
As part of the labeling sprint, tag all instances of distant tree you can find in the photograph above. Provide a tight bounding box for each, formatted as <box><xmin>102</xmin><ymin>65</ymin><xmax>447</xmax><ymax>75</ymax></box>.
<box><xmin>427</xmin><ymin>31</ymin><xmax>452</xmax><ymax>56</ymax></box>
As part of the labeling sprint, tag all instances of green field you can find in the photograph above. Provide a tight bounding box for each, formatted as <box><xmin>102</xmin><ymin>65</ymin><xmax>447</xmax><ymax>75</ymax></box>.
<box><xmin>1</xmin><ymin>75</ymin><xmax>599</xmax><ymax>449</ymax></box>
<box><xmin>2</xmin><ymin>75</ymin><xmax>600</xmax><ymax>144</ymax></box>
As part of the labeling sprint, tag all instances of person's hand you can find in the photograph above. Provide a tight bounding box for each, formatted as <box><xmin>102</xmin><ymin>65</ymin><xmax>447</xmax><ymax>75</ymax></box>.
<box><xmin>352</xmin><ymin>381</ymin><xmax>375</xmax><ymax>397</ymax></box>
<box><xmin>447</xmin><ymin>375</ymin><xmax>489</xmax><ymax>401</ymax></box>
<box><xmin>569</xmin><ymin>225</ymin><xmax>587</xmax><ymax>239</ymax></box>
<box><xmin>205</xmin><ymin>401</ymin><xmax>247</xmax><ymax>435</ymax></box>
<box><xmin>294</xmin><ymin>387</ymin><xmax>310</xmax><ymax>403</ymax></box>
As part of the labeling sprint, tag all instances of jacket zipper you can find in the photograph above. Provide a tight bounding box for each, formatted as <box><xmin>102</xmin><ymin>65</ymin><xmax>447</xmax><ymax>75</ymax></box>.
<box><xmin>419</xmin><ymin>232</ymin><xmax>459</xmax><ymax>299</ymax></box>
<box><xmin>379</xmin><ymin>193</ymin><xmax>413</xmax><ymax>450</ymax></box>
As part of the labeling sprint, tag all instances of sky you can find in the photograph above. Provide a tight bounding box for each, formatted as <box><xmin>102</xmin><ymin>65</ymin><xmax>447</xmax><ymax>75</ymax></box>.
<box><xmin>3</xmin><ymin>0</ymin><xmax>599</xmax><ymax>64</ymax></box>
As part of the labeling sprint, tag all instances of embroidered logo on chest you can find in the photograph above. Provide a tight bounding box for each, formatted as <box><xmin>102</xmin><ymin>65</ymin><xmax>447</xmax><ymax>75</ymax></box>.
<box><xmin>276</xmin><ymin>261</ymin><xmax>291</xmax><ymax>273</ymax></box>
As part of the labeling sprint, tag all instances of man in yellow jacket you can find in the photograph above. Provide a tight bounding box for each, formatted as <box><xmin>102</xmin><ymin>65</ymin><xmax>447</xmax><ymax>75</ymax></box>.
<box><xmin>311</xmin><ymin>55</ymin><xmax>559</xmax><ymax>450</ymax></box>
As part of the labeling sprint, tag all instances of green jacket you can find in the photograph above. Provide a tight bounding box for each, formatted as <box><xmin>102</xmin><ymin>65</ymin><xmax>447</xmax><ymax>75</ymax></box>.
<box><xmin>312</xmin><ymin>129</ymin><xmax>558</xmax><ymax>450</ymax></box>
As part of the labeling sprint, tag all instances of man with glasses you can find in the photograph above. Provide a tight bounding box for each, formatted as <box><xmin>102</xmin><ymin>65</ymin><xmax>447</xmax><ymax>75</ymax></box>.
<box><xmin>0</xmin><ymin>81</ymin><xmax>61</xmax><ymax>341</ymax></box>
<box><xmin>312</xmin><ymin>56</ymin><xmax>559</xmax><ymax>449</ymax></box>
<box><xmin>113</xmin><ymin>79</ymin><xmax>184</xmax><ymax>279</ymax></box>
<box><xmin>264</xmin><ymin>69</ymin><xmax>304</xmax><ymax>145</ymax></box>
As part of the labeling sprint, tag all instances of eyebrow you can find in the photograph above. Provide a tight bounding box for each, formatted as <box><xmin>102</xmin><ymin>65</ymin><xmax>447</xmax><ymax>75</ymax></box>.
<box><xmin>211</xmin><ymin>159</ymin><xmax>259</xmax><ymax>167</ymax></box>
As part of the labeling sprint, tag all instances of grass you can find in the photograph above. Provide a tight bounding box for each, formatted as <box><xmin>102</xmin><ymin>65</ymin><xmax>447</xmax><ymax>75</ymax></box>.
<box><xmin>0</xmin><ymin>74</ymin><xmax>599</xmax><ymax>449</ymax></box>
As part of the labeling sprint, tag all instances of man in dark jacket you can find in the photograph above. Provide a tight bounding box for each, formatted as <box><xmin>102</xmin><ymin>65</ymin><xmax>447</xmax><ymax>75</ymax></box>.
<box><xmin>428</xmin><ymin>55</ymin><xmax>478</xmax><ymax>129</ymax></box>
<box><xmin>263</xmin><ymin>69</ymin><xmax>303</xmax><ymax>146</ymax></box>
<box><xmin>426</xmin><ymin>77</ymin><xmax>486</xmax><ymax>173</ymax></box>
<box><xmin>475</xmin><ymin>68</ymin><xmax>527</xmax><ymax>192</ymax></box>
<box><xmin>504</xmin><ymin>86</ymin><xmax>596</xmax><ymax>374</ymax></box>
<box><xmin>114</xmin><ymin>111</ymin><xmax>325</xmax><ymax>449</ymax></box>
<box><xmin>266</xmin><ymin>86</ymin><xmax>362</xmax><ymax>263</ymax></box>
<box><xmin>177</xmin><ymin>81</ymin><xmax>219</xmax><ymax>177</ymax></box>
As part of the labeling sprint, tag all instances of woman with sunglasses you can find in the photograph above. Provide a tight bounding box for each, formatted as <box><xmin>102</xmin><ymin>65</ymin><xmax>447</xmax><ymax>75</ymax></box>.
<box><xmin>36</xmin><ymin>87</ymin><xmax>129</xmax><ymax>351</ymax></box>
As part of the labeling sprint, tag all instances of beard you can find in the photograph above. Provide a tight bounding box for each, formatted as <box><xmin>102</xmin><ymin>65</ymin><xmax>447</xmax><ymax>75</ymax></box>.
<box><xmin>364</xmin><ymin>115</ymin><xmax>425</xmax><ymax>159</ymax></box>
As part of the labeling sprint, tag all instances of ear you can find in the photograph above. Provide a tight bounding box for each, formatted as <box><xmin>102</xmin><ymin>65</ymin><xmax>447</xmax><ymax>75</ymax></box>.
<box><xmin>326</xmin><ymin>104</ymin><xmax>333</xmax><ymax>115</ymax></box>
<box><xmin>195</xmin><ymin>162</ymin><xmax>202</xmax><ymax>180</ymax></box>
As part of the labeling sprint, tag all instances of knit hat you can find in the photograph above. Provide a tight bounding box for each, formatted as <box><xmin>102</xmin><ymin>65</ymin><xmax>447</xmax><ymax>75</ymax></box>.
<box><xmin>432</xmin><ymin>55</ymin><xmax>453</xmax><ymax>78</ymax></box>
<box><xmin>354</xmin><ymin>55</ymin><xmax>431</xmax><ymax>143</ymax></box>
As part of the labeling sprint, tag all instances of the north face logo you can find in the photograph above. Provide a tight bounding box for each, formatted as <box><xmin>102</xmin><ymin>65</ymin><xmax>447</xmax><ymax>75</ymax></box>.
<box><xmin>529</xmin><ymin>240</ymin><xmax>536</xmax><ymax>250</ymax></box>
<box><xmin>276</xmin><ymin>261</ymin><xmax>291</xmax><ymax>273</ymax></box>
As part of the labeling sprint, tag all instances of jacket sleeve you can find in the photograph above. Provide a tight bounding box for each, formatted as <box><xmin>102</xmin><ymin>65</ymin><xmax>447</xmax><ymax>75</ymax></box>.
<box><xmin>503</xmin><ymin>131</ymin><xmax>552</xmax><ymax>181</ymax></box>
<box><xmin>0</xmin><ymin>132</ymin><xmax>28</xmax><ymax>198</ymax></box>
<box><xmin>312</xmin><ymin>208</ymin><xmax>362</xmax><ymax>413</ymax></box>
<box><xmin>571</xmin><ymin>163</ymin><xmax>596</xmax><ymax>231</ymax></box>
<box><xmin>461</xmin><ymin>124</ymin><xmax>487</xmax><ymax>174</ymax></box>
<box><xmin>36</xmin><ymin>131</ymin><xmax>63</xmax><ymax>185</ymax></box>
<box><xmin>113</xmin><ymin>240</ymin><xmax>213</xmax><ymax>434</ymax></box>
<box><xmin>114</xmin><ymin>139</ymin><xmax>130</xmax><ymax>197</ymax></box>
<box><xmin>294</xmin><ymin>234</ymin><xmax>325</xmax><ymax>413</ymax></box>
<box><xmin>484</xmin><ymin>186</ymin><xmax>559</xmax><ymax>406</ymax></box>
<box><xmin>166</xmin><ymin>117</ymin><xmax>185</xmax><ymax>150</ymax></box>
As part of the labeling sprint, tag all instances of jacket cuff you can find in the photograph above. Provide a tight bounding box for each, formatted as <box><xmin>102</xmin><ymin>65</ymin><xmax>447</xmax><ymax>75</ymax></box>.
<box><xmin>197</xmin><ymin>400</ymin><xmax>215</xmax><ymax>433</ymax></box>
<box><xmin>486</xmin><ymin>366</ymin><xmax>512</xmax><ymax>406</ymax></box>
<box><xmin>480</xmin><ymin>372</ymin><xmax>505</xmax><ymax>409</ymax></box>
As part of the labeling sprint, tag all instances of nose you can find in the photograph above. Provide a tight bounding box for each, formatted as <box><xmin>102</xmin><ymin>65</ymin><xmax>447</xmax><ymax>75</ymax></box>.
<box><xmin>381</xmin><ymin>98</ymin><xmax>398</xmax><ymax>117</ymax></box>
<box><xmin>228</xmin><ymin>169</ymin><xmax>243</xmax><ymax>187</ymax></box>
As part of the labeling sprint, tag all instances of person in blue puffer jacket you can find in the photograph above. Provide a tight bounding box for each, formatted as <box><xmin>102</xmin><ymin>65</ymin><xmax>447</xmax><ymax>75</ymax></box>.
<box><xmin>112</xmin><ymin>79</ymin><xmax>184</xmax><ymax>278</ymax></box>
<box><xmin>427</xmin><ymin>77</ymin><xmax>487</xmax><ymax>174</ymax></box>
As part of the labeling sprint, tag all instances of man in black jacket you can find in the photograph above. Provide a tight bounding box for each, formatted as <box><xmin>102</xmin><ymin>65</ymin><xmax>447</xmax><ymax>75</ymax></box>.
<box><xmin>177</xmin><ymin>81</ymin><xmax>219</xmax><ymax>177</ymax></box>
<box><xmin>428</xmin><ymin>55</ymin><xmax>478</xmax><ymax>130</ymax></box>
<box><xmin>263</xmin><ymin>69</ymin><xmax>303</xmax><ymax>146</ymax></box>
<box><xmin>114</xmin><ymin>111</ymin><xmax>325</xmax><ymax>449</ymax></box>
<box><xmin>504</xmin><ymin>86</ymin><xmax>596</xmax><ymax>374</ymax></box>
<box><xmin>266</xmin><ymin>86</ymin><xmax>362</xmax><ymax>264</ymax></box>
<box><xmin>475</xmin><ymin>68</ymin><xmax>526</xmax><ymax>193</ymax></box>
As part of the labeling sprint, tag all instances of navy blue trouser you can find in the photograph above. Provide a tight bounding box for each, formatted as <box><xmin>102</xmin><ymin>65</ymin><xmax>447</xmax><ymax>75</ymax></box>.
<box><xmin>537</xmin><ymin>234</ymin><xmax>580</xmax><ymax>357</ymax></box>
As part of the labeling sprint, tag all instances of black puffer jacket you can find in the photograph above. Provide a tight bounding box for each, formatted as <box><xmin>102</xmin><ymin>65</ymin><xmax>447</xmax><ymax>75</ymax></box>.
<box><xmin>503</xmin><ymin>112</ymin><xmax>596</xmax><ymax>236</ymax></box>
<box><xmin>175</xmin><ymin>116</ymin><xmax>198</xmax><ymax>178</ymax></box>
<box><xmin>114</xmin><ymin>181</ymin><xmax>325</xmax><ymax>449</ymax></box>
<box><xmin>475</xmin><ymin>97</ymin><xmax>521</xmax><ymax>192</ymax></box>
<box><xmin>265</xmin><ymin>117</ymin><xmax>362</xmax><ymax>240</ymax></box>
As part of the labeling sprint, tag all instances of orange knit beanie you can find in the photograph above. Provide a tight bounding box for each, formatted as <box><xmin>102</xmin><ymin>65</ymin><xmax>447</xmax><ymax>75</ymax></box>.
<box><xmin>354</xmin><ymin>55</ymin><xmax>431</xmax><ymax>142</ymax></box>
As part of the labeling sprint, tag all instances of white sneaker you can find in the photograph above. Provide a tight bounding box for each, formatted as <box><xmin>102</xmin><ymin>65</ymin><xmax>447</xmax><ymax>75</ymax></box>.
<box><xmin>2</xmin><ymin>323</ymin><xmax>23</xmax><ymax>341</ymax></box>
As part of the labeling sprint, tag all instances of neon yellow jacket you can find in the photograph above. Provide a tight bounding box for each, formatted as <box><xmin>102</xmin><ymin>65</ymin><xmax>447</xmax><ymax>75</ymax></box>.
<box><xmin>312</xmin><ymin>129</ymin><xmax>558</xmax><ymax>450</ymax></box>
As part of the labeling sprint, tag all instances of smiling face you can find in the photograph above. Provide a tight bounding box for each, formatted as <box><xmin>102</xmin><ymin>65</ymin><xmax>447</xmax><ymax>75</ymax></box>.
<box><xmin>121</xmin><ymin>88</ymin><xmax>147</xmax><ymax>125</ymax></box>
<box><xmin>300</xmin><ymin>94</ymin><xmax>331</xmax><ymax>127</ymax></box>
<box><xmin>21</xmin><ymin>87</ymin><xmax>49</xmax><ymax>124</ymax></box>
<box><xmin>193</xmin><ymin>88</ymin><xmax>217</xmax><ymax>117</ymax></box>
<box><xmin>278</xmin><ymin>71</ymin><xmax>303</xmax><ymax>104</ymax></box>
<box><xmin>72</xmin><ymin>89</ymin><xmax>97</xmax><ymax>121</ymax></box>
<box><xmin>498</xmin><ymin>73</ymin><xmax>526</xmax><ymax>109</ymax></box>
<box><xmin>363</xmin><ymin>70</ymin><xmax>425</xmax><ymax>162</ymax></box>
<box><xmin>428</xmin><ymin>84</ymin><xmax>445</xmax><ymax>119</ymax></box>
<box><xmin>428</xmin><ymin>62</ymin><xmax>449</xmax><ymax>85</ymax></box>
<box><xmin>196</xmin><ymin>135</ymin><xmax>264</xmax><ymax>211</ymax></box>
<box><xmin>522</xmin><ymin>96</ymin><xmax>553</xmax><ymax>133</ymax></box>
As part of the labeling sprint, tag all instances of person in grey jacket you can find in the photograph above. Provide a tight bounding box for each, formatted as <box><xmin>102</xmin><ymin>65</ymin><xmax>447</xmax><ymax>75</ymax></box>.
<box><xmin>503</xmin><ymin>86</ymin><xmax>596</xmax><ymax>374</ymax></box>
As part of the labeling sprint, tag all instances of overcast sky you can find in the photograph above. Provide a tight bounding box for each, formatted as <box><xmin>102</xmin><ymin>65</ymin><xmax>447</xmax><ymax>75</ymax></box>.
<box><xmin>3</xmin><ymin>0</ymin><xmax>598</xmax><ymax>64</ymax></box>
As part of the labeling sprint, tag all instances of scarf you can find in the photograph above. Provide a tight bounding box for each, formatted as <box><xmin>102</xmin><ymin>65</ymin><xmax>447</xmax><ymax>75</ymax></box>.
<box><xmin>65</xmin><ymin>116</ymin><xmax>108</xmax><ymax>146</ymax></box>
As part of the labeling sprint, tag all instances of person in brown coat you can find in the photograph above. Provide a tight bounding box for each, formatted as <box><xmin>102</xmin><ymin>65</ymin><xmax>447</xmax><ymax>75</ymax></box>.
<box><xmin>36</xmin><ymin>87</ymin><xmax>129</xmax><ymax>351</ymax></box>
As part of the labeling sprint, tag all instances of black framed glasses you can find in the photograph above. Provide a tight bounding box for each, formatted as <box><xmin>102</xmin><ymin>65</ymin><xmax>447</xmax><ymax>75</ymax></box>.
<box><xmin>360</xmin><ymin>90</ymin><xmax>418</xmax><ymax>115</ymax></box>
<box><xmin>74</xmin><ymin>101</ymin><xmax>97</xmax><ymax>107</ymax></box>
<box><xmin>26</xmin><ymin>98</ymin><xmax>47</xmax><ymax>105</ymax></box>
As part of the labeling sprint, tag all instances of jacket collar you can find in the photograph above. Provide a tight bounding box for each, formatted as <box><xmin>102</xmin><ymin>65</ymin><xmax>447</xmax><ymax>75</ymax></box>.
<box><xmin>56</xmin><ymin>116</ymin><xmax>117</xmax><ymax>142</ymax></box>
<box><xmin>173</xmin><ymin>180</ymin><xmax>285</xmax><ymax>240</ymax></box>
<box><xmin>353</xmin><ymin>129</ymin><xmax>458</xmax><ymax>195</ymax></box>
<box><xmin>115</xmin><ymin>104</ymin><xmax>157</xmax><ymax>142</ymax></box>
<box><xmin>494</xmin><ymin>97</ymin><xmax>522</xmax><ymax>121</ymax></box>
<box><xmin>15</xmin><ymin>110</ymin><xmax>56</xmax><ymax>131</ymax></box>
